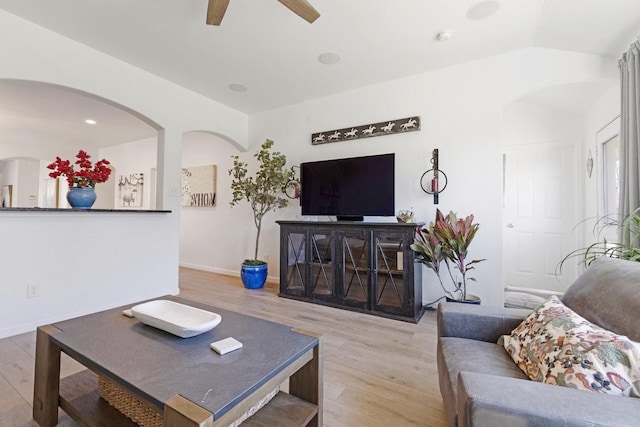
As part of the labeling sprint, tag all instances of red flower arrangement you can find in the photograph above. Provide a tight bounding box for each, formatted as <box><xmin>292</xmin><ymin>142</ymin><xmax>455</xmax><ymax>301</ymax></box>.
<box><xmin>47</xmin><ymin>150</ymin><xmax>112</xmax><ymax>188</ymax></box>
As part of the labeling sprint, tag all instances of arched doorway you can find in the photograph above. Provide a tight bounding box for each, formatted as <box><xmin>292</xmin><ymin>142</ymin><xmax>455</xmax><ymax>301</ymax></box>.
<box><xmin>0</xmin><ymin>79</ymin><xmax>160</xmax><ymax>208</ymax></box>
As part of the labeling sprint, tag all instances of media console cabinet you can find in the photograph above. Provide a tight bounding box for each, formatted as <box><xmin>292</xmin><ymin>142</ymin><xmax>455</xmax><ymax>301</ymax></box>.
<box><xmin>277</xmin><ymin>221</ymin><xmax>425</xmax><ymax>323</ymax></box>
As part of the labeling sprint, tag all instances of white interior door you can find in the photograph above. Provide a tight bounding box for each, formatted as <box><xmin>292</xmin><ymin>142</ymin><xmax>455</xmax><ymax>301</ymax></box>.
<box><xmin>503</xmin><ymin>143</ymin><xmax>578</xmax><ymax>292</ymax></box>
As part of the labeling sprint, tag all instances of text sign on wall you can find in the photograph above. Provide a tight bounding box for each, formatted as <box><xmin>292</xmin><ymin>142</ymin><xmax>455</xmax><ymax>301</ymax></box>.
<box><xmin>181</xmin><ymin>165</ymin><xmax>216</xmax><ymax>207</ymax></box>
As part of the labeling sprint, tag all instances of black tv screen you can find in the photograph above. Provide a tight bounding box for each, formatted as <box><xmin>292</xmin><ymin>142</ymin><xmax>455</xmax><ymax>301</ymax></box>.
<box><xmin>300</xmin><ymin>153</ymin><xmax>395</xmax><ymax>219</ymax></box>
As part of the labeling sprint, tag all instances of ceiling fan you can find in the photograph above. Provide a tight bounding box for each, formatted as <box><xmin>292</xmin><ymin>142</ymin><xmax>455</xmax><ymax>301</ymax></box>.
<box><xmin>206</xmin><ymin>0</ymin><xmax>320</xmax><ymax>26</ymax></box>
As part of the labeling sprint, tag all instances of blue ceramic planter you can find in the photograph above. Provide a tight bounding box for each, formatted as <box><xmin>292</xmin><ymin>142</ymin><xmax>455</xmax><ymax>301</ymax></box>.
<box><xmin>241</xmin><ymin>263</ymin><xmax>268</xmax><ymax>289</ymax></box>
<box><xmin>67</xmin><ymin>187</ymin><xmax>97</xmax><ymax>209</ymax></box>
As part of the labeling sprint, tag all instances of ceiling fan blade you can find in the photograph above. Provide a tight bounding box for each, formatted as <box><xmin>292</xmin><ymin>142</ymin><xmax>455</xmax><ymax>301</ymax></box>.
<box><xmin>206</xmin><ymin>0</ymin><xmax>230</xmax><ymax>26</ymax></box>
<box><xmin>277</xmin><ymin>0</ymin><xmax>320</xmax><ymax>23</ymax></box>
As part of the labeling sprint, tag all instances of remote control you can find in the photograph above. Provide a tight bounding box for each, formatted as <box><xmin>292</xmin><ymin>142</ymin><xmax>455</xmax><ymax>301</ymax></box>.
<box><xmin>210</xmin><ymin>337</ymin><xmax>243</xmax><ymax>355</ymax></box>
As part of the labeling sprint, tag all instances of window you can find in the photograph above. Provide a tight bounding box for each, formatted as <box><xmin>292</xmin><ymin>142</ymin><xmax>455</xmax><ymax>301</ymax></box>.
<box><xmin>602</xmin><ymin>134</ymin><xmax>620</xmax><ymax>218</ymax></box>
<box><xmin>596</xmin><ymin>116</ymin><xmax>621</xmax><ymax>224</ymax></box>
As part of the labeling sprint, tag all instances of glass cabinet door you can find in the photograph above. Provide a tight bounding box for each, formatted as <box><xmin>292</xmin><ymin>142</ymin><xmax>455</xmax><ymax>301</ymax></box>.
<box><xmin>309</xmin><ymin>230</ymin><xmax>336</xmax><ymax>300</ymax></box>
<box><xmin>372</xmin><ymin>230</ymin><xmax>410</xmax><ymax>316</ymax></box>
<box><xmin>338</xmin><ymin>229</ymin><xmax>370</xmax><ymax>309</ymax></box>
<box><xmin>281</xmin><ymin>230</ymin><xmax>307</xmax><ymax>296</ymax></box>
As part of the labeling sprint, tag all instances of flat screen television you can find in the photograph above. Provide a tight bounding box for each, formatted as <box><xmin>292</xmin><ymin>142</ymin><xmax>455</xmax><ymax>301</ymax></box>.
<box><xmin>300</xmin><ymin>153</ymin><xmax>395</xmax><ymax>220</ymax></box>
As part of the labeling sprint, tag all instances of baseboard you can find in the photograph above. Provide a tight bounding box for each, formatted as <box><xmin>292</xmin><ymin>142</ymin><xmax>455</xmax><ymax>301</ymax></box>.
<box><xmin>179</xmin><ymin>262</ymin><xmax>279</xmax><ymax>284</ymax></box>
<box><xmin>180</xmin><ymin>262</ymin><xmax>239</xmax><ymax>277</ymax></box>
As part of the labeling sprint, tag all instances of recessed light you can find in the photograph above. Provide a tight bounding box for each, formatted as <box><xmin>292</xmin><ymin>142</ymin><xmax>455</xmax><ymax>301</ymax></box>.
<box><xmin>228</xmin><ymin>83</ymin><xmax>247</xmax><ymax>92</ymax></box>
<box><xmin>85</xmin><ymin>119</ymin><xmax>97</xmax><ymax>125</ymax></box>
<box><xmin>317</xmin><ymin>52</ymin><xmax>340</xmax><ymax>65</ymax></box>
<box><xmin>466</xmin><ymin>1</ymin><xmax>500</xmax><ymax>20</ymax></box>
<box><xmin>436</xmin><ymin>30</ymin><xmax>453</xmax><ymax>41</ymax></box>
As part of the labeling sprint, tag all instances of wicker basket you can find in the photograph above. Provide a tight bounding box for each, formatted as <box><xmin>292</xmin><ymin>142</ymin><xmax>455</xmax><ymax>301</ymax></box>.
<box><xmin>99</xmin><ymin>376</ymin><xmax>163</xmax><ymax>427</ymax></box>
<box><xmin>98</xmin><ymin>375</ymin><xmax>278</xmax><ymax>427</ymax></box>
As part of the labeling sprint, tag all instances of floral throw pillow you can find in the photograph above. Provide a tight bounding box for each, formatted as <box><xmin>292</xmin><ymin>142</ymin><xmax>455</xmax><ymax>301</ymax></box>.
<box><xmin>503</xmin><ymin>295</ymin><xmax>640</xmax><ymax>395</ymax></box>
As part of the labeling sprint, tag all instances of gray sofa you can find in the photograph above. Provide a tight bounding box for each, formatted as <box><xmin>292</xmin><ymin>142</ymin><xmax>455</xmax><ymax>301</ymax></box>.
<box><xmin>437</xmin><ymin>257</ymin><xmax>640</xmax><ymax>427</ymax></box>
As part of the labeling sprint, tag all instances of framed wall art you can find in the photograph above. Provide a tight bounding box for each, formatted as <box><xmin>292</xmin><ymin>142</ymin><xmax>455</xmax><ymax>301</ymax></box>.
<box><xmin>181</xmin><ymin>165</ymin><xmax>217</xmax><ymax>207</ymax></box>
<box><xmin>118</xmin><ymin>173</ymin><xmax>144</xmax><ymax>208</ymax></box>
<box><xmin>311</xmin><ymin>116</ymin><xmax>420</xmax><ymax>145</ymax></box>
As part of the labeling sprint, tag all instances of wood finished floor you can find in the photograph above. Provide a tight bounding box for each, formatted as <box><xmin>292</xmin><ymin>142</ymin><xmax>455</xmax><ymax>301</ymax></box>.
<box><xmin>0</xmin><ymin>268</ymin><xmax>447</xmax><ymax>427</ymax></box>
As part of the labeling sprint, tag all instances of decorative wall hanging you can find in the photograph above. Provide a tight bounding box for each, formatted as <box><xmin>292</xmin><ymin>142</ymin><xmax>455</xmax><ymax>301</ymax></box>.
<box><xmin>420</xmin><ymin>149</ymin><xmax>447</xmax><ymax>204</ymax></box>
<box><xmin>284</xmin><ymin>165</ymin><xmax>301</xmax><ymax>199</ymax></box>
<box><xmin>586</xmin><ymin>149</ymin><xmax>594</xmax><ymax>178</ymax></box>
<box><xmin>118</xmin><ymin>173</ymin><xmax>144</xmax><ymax>208</ymax></box>
<box><xmin>311</xmin><ymin>116</ymin><xmax>420</xmax><ymax>145</ymax></box>
<box><xmin>181</xmin><ymin>165</ymin><xmax>217</xmax><ymax>207</ymax></box>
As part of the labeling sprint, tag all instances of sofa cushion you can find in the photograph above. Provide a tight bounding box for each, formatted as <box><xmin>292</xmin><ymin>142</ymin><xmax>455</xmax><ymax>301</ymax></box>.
<box><xmin>458</xmin><ymin>371</ymin><xmax>640</xmax><ymax>427</ymax></box>
<box><xmin>503</xmin><ymin>295</ymin><xmax>640</xmax><ymax>395</ymax></box>
<box><xmin>438</xmin><ymin>337</ymin><xmax>528</xmax><ymax>426</ymax></box>
<box><xmin>561</xmin><ymin>257</ymin><xmax>640</xmax><ymax>342</ymax></box>
<box><xmin>504</xmin><ymin>291</ymin><xmax>546</xmax><ymax>309</ymax></box>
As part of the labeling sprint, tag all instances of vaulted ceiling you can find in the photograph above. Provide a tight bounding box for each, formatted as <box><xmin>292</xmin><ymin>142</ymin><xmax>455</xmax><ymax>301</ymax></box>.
<box><xmin>0</xmin><ymin>0</ymin><xmax>639</xmax><ymax>147</ymax></box>
<box><xmin>1</xmin><ymin>0</ymin><xmax>639</xmax><ymax>114</ymax></box>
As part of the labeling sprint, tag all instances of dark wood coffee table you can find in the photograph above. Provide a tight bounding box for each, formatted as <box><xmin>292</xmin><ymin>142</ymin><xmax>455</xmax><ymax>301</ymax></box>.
<box><xmin>33</xmin><ymin>296</ymin><xmax>322</xmax><ymax>426</ymax></box>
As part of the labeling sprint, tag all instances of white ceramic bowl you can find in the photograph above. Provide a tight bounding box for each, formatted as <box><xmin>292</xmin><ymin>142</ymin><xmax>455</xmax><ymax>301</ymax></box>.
<box><xmin>131</xmin><ymin>300</ymin><xmax>221</xmax><ymax>338</ymax></box>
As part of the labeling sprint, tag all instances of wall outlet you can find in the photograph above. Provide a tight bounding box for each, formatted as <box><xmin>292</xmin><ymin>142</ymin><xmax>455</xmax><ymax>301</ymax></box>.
<box><xmin>263</xmin><ymin>254</ymin><xmax>270</xmax><ymax>264</ymax></box>
<box><xmin>27</xmin><ymin>284</ymin><xmax>41</xmax><ymax>298</ymax></box>
<box><xmin>168</xmin><ymin>186</ymin><xmax>181</xmax><ymax>197</ymax></box>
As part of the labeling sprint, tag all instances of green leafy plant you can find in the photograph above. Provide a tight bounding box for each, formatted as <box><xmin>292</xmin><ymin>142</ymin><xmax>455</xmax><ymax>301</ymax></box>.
<box><xmin>229</xmin><ymin>139</ymin><xmax>295</xmax><ymax>264</ymax></box>
<box><xmin>410</xmin><ymin>209</ymin><xmax>485</xmax><ymax>300</ymax></box>
<box><xmin>558</xmin><ymin>210</ymin><xmax>640</xmax><ymax>273</ymax></box>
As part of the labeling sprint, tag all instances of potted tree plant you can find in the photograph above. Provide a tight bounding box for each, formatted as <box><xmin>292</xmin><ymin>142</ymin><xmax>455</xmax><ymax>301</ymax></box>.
<box><xmin>229</xmin><ymin>139</ymin><xmax>296</xmax><ymax>289</ymax></box>
<box><xmin>410</xmin><ymin>209</ymin><xmax>485</xmax><ymax>303</ymax></box>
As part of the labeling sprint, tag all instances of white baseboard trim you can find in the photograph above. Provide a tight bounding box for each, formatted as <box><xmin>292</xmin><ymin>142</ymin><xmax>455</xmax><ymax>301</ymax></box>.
<box><xmin>180</xmin><ymin>262</ymin><xmax>239</xmax><ymax>277</ymax></box>
<box><xmin>504</xmin><ymin>285</ymin><xmax>564</xmax><ymax>297</ymax></box>
<box><xmin>179</xmin><ymin>262</ymin><xmax>279</xmax><ymax>284</ymax></box>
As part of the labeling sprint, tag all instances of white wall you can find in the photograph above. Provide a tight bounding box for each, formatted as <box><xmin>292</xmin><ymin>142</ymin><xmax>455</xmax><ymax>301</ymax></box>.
<box><xmin>1</xmin><ymin>158</ymin><xmax>19</xmax><ymax>206</ymax></box>
<box><xmin>580</xmin><ymin>87</ymin><xmax>621</xmax><ymax>251</ymax></box>
<box><xmin>101</xmin><ymin>137</ymin><xmax>158</xmax><ymax>209</ymax></box>
<box><xmin>0</xmin><ymin>10</ymin><xmax>248</xmax><ymax>338</ymax></box>
<box><xmin>37</xmin><ymin>160</ymin><xmax>70</xmax><ymax>208</ymax></box>
<box><xmin>178</xmin><ymin>47</ymin><xmax>618</xmax><ymax>307</ymax></box>
<box><xmin>0</xmin><ymin>157</ymin><xmax>51</xmax><ymax>207</ymax></box>
<box><xmin>0</xmin><ymin>158</ymin><xmax>40</xmax><ymax>207</ymax></box>
<box><xmin>245</xmin><ymin>47</ymin><xmax>616</xmax><ymax>307</ymax></box>
<box><xmin>146</xmin><ymin>49</ymin><xmax>617</xmax><ymax>308</ymax></box>
<box><xmin>503</xmin><ymin>101</ymin><xmax>584</xmax><ymax>145</ymax></box>
<box><xmin>179</xmin><ymin>132</ymin><xmax>261</xmax><ymax>276</ymax></box>
<box><xmin>0</xmin><ymin>6</ymin><xmax>626</xmax><ymax>336</ymax></box>
<box><xmin>18</xmin><ymin>158</ymin><xmax>39</xmax><ymax>207</ymax></box>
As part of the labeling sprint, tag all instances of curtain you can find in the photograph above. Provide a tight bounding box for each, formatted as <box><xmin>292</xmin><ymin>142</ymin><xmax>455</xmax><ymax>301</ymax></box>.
<box><xmin>618</xmin><ymin>40</ymin><xmax>640</xmax><ymax>246</ymax></box>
